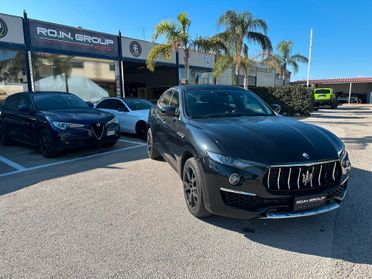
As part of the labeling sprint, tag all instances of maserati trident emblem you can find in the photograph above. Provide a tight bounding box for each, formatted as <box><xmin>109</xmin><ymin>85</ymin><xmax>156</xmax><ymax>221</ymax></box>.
<box><xmin>302</xmin><ymin>170</ymin><xmax>313</xmax><ymax>186</ymax></box>
<box><xmin>96</xmin><ymin>123</ymin><xmax>101</xmax><ymax>127</ymax></box>
<box><xmin>302</xmin><ymin>152</ymin><xmax>310</xmax><ymax>160</ymax></box>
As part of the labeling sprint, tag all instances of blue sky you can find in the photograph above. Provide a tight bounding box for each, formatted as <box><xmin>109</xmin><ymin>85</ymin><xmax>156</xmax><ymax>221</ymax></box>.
<box><xmin>2</xmin><ymin>0</ymin><xmax>371</xmax><ymax>80</ymax></box>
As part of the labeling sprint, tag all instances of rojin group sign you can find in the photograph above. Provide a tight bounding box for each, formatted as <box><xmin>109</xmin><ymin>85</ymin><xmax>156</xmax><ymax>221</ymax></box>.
<box><xmin>29</xmin><ymin>19</ymin><xmax>119</xmax><ymax>58</ymax></box>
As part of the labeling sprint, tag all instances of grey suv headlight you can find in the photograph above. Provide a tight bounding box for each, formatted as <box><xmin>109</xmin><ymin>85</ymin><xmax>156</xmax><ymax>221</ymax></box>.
<box><xmin>52</xmin><ymin>121</ymin><xmax>85</xmax><ymax>130</ymax></box>
<box><xmin>340</xmin><ymin>148</ymin><xmax>351</xmax><ymax>174</ymax></box>
<box><xmin>206</xmin><ymin>150</ymin><xmax>264</xmax><ymax>169</ymax></box>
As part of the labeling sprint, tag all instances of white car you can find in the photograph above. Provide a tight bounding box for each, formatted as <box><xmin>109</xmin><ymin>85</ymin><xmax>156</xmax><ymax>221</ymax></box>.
<box><xmin>95</xmin><ymin>97</ymin><xmax>153</xmax><ymax>139</ymax></box>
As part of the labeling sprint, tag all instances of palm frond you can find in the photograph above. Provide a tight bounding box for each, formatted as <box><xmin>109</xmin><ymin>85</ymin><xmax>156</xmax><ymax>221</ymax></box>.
<box><xmin>213</xmin><ymin>54</ymin><xmax>232</xmax><ymax>78</ymax></box>
<box><xmin>247</xmin><ymin>31</ymin><xmax>272</xmax><ymax>51</ymax></box>
<box><xmin>152</xmin><ymin>20</ymin><xmax>178</xmax><ymax>42</ymax></box>
<box><xmin>291</xmin><ymin>54</ymin><xmax>308</xmax><ymax>63</ymax></box>
<box><xmin>146</xmin><ymin>44</ymin><xmax>172</xmax><ymax>72</ymax></box>
<box><xmin>288</xmin><ymin>60</ymin><xmax>299</xmax><ymax>74</ymax></box>
<box><xmin>250</xmin><ymin>18</ymin><xmax>268</xmax><ymax>33</ymax></box>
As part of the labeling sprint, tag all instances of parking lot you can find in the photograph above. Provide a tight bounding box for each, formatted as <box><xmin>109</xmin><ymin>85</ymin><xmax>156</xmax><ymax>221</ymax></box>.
<box><xmin>1</xmin><ymin>105</ymin><xmax>372</xmax><ymax>278</ymax></box>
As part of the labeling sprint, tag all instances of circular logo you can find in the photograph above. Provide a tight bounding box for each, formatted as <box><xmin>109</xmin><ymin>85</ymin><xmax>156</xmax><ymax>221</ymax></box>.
<box><xmin>0</xmin><ymin>18</ymin><xmax>8</xmax><ymax>39</ymax></box>
<box><xmin>129</xmin><ymin>41</ymin><xmax>142</xmax><ymax>57</ymax></box>
<box><xmin>302</xmin><ymin>152</ymin><xmax>310</xmax><ymax>160</ymax></box>
<box><xmin>204</xmin><ymin>55</ymin><xmax>212</xmax><ymax>66</ymax></box>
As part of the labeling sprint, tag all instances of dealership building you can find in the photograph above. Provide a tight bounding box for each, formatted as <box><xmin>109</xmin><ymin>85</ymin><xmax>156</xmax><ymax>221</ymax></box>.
<box><xmin>0</xmin><ymin>12</ymin><xmax>284</xmax><ymax>102</ymax></box>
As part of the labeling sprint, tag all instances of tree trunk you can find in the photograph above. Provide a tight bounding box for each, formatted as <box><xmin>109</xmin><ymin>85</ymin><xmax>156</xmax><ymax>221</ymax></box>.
<box><xmin>64</xmin><ymin>73</ymin><xmax>69</xmax><ymax>92</ymax></box>
<box><xmin>243</xmin><ymin>73</ymin><xmax>248</xmax><ymax>89</ymax></box>
<box><xmin>234</xmin><ymin>63</ymin><xmax>240</xmax><ymax>86</ymax></box>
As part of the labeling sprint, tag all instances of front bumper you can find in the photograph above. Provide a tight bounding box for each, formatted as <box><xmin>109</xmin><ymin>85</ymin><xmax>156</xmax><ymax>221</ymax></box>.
<box><xmin>200</xmin><ymin>157</ymin><xmax>349</xmax><ymax>220</ymax></box>
<box><xmin>53</xmin><ymin>123</ymin><xmax>120</xmax><ymax>150</ymax></box>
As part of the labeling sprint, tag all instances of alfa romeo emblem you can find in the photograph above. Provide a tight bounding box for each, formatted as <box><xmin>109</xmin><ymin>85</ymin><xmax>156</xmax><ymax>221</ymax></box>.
<box><xmin>0</xmin><ymin>18</ymin><xmax>8</xmax><ymax>39</ymax></box>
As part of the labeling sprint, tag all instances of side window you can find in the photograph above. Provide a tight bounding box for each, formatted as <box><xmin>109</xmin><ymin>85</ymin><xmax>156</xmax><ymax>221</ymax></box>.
<box><xmin>112</xmin><ymin>100</ymin><xmax>128</xmax><ymax>111</ymax></box>
<box><xmin>18</xmin><ymin>95</ymin><xmax>33</xmax><ymax>108</ymax></box>
<box><xmin>169</xmin><ymin>90</ymin><xmax>180</xmax><ymax>115</ymax></box>
<box><xmin>97</xmin><ymin>99</ymin><xmax>114</xmax><ymax>109</ymax></box>
<box><xmin>5</xmin><ymin>95</ymin><xmax>19</xmax><ymax>110</ymax></box>
<box><xmin>158</xmin><ymin>90</ymin><xmax>173</xmax><ymax>108</ymax></box>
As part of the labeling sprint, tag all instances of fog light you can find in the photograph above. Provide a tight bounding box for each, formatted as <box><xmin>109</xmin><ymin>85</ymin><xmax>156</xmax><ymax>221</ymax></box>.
<box><xmin>229</xmin><ymin>173</ymin><xmax>241</xmax><ymax>185</ymax></box>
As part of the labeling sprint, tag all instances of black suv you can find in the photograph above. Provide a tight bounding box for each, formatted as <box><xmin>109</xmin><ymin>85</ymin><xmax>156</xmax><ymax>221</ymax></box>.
<box><xmin>147</xmin><ymin>85</ymin><xmax>351</xmax><ymax>219</ymax></box>
<box><xmin>0</xmin><ymin>92</ymin><xmax>120</xmax><ymax>157</ymax></box>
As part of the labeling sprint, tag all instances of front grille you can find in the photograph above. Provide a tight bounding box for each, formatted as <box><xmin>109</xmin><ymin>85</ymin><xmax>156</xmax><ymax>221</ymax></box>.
<box><xmin>220</xmin><ymin>190</ymin><xmax>291</xmax><ymax>211</ymax></box>
<box><xmin>91</xmin><ymin>123</ymin><xmax>104</xmax><ymax>140</ymax></box>
<box><xmin>263</xmin><ymin>160</ymin><xmax>342</xmax><ymax>193</ymax></box>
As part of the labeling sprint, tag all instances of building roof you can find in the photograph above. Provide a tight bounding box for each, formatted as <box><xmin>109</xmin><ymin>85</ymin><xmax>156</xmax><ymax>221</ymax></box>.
<box><xmin>295</xmin><ymin>77</ymin><xmax>372</xmax><ymax>84</ymax></box>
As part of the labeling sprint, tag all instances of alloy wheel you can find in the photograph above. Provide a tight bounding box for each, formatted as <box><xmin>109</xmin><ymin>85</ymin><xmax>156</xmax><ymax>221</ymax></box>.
<box><xmin>184</xmin><ymin>166</ymin><xmax>198</xmax><ymax>209</ymax></box>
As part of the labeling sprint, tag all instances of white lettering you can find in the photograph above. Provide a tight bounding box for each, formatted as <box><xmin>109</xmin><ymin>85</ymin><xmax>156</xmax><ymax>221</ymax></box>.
<box><xmin>36</xmin><ymin>27</ymin><xmax>47</xmax><ymax>36</ymax></box>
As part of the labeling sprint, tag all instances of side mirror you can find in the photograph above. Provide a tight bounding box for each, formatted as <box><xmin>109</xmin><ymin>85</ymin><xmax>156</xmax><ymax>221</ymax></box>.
<box><xmin>271</xmin><ymin>104</ymin><xmax>281</xmax><ymax>114</ymax></box>
<box><xmin>160</xmin><ymin>105</ymin><xmax>177</xmax><ymax>117</ymax></box>
<box><xmin>18</xmin><ymin>104</ymin><xmax>33</xmax><ymax>113</ymax></box>
<box><xmin>85</xmin><ymin>102</ymin><xmax>94</xmax><ymax>108</ymax></box>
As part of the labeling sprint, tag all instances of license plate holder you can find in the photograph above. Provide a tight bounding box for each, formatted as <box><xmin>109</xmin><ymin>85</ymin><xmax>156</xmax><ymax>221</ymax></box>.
<box><xmin>294</xmin><ymin>194</ymin><xmax>327</xmax><ymax>211</ymax></box>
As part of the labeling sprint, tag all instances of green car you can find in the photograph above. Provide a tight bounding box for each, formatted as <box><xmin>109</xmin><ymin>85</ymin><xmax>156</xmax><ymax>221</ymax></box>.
<box><xmin>314</xmin><ymin>88</ymin><xmax>338</xmax><ymax>109</ymax></box>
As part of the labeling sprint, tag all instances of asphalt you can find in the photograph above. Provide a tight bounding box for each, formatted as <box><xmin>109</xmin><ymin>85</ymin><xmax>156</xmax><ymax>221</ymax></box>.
<box><xmin>0</xmin><ymin>105</ymin><xmax>371</xmax><ymax>278</ymax></box>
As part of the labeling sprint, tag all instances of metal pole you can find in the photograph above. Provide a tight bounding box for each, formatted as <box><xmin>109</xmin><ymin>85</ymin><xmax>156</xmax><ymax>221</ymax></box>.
<box><xmin>348</xmin><ymin>82</ymin><xmax>352</xmax><ymax>104</ymax></box>
<box><xmin>175</xmin><ymin>50</ymin><xmax>180</xmax><ymax>85</ymax></box>
<box><xmin>306</xmin><ymin>28</ymin><xmax>313</xmax><ymax>87</ymax></box>
<box><xmin>22</xmin><ymin>10</ymin><xmax>34</xmax><ymax>92</ymax></box>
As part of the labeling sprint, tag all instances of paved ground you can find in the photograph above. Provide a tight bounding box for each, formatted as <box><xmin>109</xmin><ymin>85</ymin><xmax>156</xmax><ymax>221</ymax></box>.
<box><xmin>0</xmin><ymin>105</ymin><xmax>371</xmax><ymax>278</ymax></box>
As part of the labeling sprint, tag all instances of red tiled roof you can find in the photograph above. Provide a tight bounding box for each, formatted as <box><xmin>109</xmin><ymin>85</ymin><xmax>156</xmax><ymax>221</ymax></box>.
<box><xmin>295</xmin><ymin>77</ymin><xmax>372</xmax><ymax>84</ymax></box>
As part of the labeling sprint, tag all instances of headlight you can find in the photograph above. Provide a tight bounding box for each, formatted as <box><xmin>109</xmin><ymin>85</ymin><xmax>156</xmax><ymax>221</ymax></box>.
<box><xmin>206</xmin><ymin>150</ymin><xmax>264</xmax><ymax>169</ymax></box>
<box><xmin>52</xmin><ymin>121</ymin><xmax>85</xmax><ymax>130</ymax></box>
<box><xmin>107</xmin><ymin>117</ymin><xmax>119</xmax><ymax>125</ymax></box>
<box><xmin>340</xmin><ymin>148</ymin><xmax>351</xmax><ymax>174</ymax></box>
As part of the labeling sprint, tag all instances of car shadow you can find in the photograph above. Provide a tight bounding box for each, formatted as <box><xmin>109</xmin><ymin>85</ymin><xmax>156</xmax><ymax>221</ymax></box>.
<box><xmin>0</xmin><ymin>143</ymin><xmax>148</xmax><ymax>196</ymax></box>
<box><xmin>201</xmin><ymin>167</ymin><xmax>372</xmax><ymax>265</ymax></box>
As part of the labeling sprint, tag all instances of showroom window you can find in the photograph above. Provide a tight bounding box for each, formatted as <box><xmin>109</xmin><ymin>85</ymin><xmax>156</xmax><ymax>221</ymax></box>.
<box><xmin>178</xmin><ymin>67</ymin><xmax>214</xmax><ymax>85</ymax></box>
<box><xmin>32</xmin><ymin>52</ymin><xmax>118</xmax><ymax>102</ymax></box>
<box><xmin>0</xmin><ymin>48</ymin><xmax>28</xmax><ymax>102</ymax></box>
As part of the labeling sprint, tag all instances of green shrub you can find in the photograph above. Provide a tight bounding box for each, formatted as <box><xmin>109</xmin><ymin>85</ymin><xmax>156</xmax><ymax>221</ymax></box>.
<box><xmin>250</xmin><ymin>85</ymin><xmax>314</xmax><ymax>116</ymax></box>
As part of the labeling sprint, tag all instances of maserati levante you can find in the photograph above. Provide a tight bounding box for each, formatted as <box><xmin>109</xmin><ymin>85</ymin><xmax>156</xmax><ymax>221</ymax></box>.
<box><xmin>147</xmin><ymin>85</ymin><xmax>351</xmax><ymax>219</ymax></box>
<box><xmin>0</xmin><ymin>92</ymin><xmax>120</xmax><ymax>157</ymax></box>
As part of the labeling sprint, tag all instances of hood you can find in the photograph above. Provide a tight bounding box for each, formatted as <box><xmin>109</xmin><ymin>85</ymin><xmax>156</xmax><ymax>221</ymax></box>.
<box><xmin>189</xmin><ymin>116</ymin><xmax>343</xmax><ymax>165</ymax></box>
<box><xmin>40</xmin><ymin>108</ymin><xmax>114</xmax><ymax>124</ymax></box>
<box><xmin>130</xmin><ymin>109</ymin><xmax>150</xmax><ymax>118</ymax></box>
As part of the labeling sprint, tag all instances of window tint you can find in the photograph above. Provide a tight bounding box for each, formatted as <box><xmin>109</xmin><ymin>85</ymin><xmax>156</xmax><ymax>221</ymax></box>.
<box><xmin>185</xmin><ymin>89</ymin><xmax>274</xmax><ymax>118</ymax></box>
<box><xmin>97</xmin><ymin>99</ymin><xmax>128</xmax><ymax>111</ymax></box>
<box><xmin>158</xmin><ymin>90</ymin><xmax>173</xmax><ymax>108</ymax></box>
<box><xmin>33</xmin><ymin>94</ymin><xmax>88</xmax><ymax>110</ymax></box>
<box><xmin>5</xmin><ymin>95</ymin><xmax>19</xmax><ymax>110</ymax></box>
<box><xmin>18</xmin><ymin>95</ymin><xmax>33</xmax><ymax>108</ymax></box>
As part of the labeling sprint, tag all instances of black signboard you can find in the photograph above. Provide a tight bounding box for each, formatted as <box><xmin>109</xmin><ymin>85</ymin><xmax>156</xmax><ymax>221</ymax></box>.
<box><xmin>29</xmin><ymin>19</ymin><xmax>118</xmax><ymax>58</ymax></box>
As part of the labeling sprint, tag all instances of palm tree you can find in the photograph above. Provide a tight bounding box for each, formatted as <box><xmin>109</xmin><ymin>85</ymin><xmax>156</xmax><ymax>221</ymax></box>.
<box><xmin>147</xmin><ymin>12</ymin><xmax>220</xmax><ymax>84</ymax></box>
<box><xmin>215</xmin><ymin>10</ymin><xmax>272</xmax><ymax>88</ymax></box>
<box><xmin>264</xmin><ymin>40</ymin><xmax>308</xmax><ymax>83</ymax></box>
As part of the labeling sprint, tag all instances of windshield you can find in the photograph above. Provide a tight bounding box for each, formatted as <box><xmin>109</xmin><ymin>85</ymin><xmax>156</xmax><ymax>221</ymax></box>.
<box><xmin>315</xmin><ymin>89</ymin><xmax>331</xmax><ymax>94</ymax></box>
<box><xmin>185</xmin><ymin>88</ymin><xmax>274</xmax><ymax>118</ymax></box>
<box><xmin>33</xmin><ymin>94</ymin><xmax>89</xmax><ymax>110</ymax></box>
<box><xmin>124</xmin><ymin>99</ymin><xmax>153</xmax><ymax>111</ymax></box>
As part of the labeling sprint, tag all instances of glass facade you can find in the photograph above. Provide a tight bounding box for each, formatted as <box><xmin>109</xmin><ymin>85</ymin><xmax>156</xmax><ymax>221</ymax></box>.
<box><xmin>0</xmin><ymin>48</ymin><xmax>28</xmax><ymax>102</ymax></box>
<box><xmin>32</xmin><ymin>52</ymin><xmax>118</xmax><ymax>102</ymax></box>
<box><xmin>179</xmin><ymin>67</ymin><xmax>214</xmax><ymax>85</ymax></box>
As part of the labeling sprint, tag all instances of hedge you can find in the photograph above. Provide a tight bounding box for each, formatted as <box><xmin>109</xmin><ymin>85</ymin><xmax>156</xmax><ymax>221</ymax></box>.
<box><xmin>250</xmin><ymin>85</ymin><xmax>314</xmax><ymax>116</ymax></box>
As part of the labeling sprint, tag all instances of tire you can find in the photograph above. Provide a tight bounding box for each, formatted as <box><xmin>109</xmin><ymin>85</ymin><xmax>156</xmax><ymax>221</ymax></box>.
<box><xmin>38</xmin><ymin>128</ymin><xmax>58</xmax><ymax>158</ymax></box>
<box><xmin>0</xmin><ymin>124</ymin><xmax>12</xmax><ymax>146</ymax></box>
<box><xmin>331</xmin><ymin>99</ymin><xmax>338</xmax><ymax>109</ymax></box>
<box><xmin>136</xmin><ymin>121</ymin><xmax>148</xmax><ymax>140</ymax></box>
<box><xmin>182</xmin><ymin>157</ymin><xmax>210</xmax><ymax>218</ymax></box>
<box><xmin>102</xmin><ymin>139</ymin><xmax>118</xmax><ymax>147</ymax></box>
<box><xmin>147</xmin><ymin>128</ymin><xmax>161</xmax><ymax>159</ymax></box>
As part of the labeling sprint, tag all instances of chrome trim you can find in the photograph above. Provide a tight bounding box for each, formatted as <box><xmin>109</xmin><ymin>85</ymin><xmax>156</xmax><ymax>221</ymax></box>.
<box><xmin>318</xmin><ymin>165</ymin><xmax>323</xmax><ymax>185</ymax></box>
<box><xmin>267</xmin><ymin>168</ymin><xmax>271</xmax><ymax>189</ymax></box>
<box><xmin>310</xmin><ymin>166</ymin><xmax>314</xmax><ymax>187</ymax></box>
<box><xmin>277</xmin><ymin>168</ymin><xmax>281</xmax><ymax>189</ymax></box>
<box><xmin>220</xmin><ymin>187</ymin><xmax>257</xmax><ymax>197</ymax></box>
<box><xmin>332</xmin><ymin>162</ymin><xmax>337</xmax><ymax>180</ymax></box>
<box><xmin>261</xmin><ymin>203</ymin><xmax>340</xmax><ymax>219</ymax></box>
<box><xmin>341</xmin><ymin>176</ymin><xmax>349</xmax><ymax>185</ymax></box>
<box><xmin>269</xmin><ymin>159</ymin><xmax>339</xmax><ymax>168</ymax></box>
<box><xmin>287</xmin><ymin>168</ymin><xmax>292</xmax><ymax>189</ymax></box>
<box><xmin>297</xmin><ymin>167</ymin><xmax>301</xmax><ymax>189</ymax></box>
<box><xmin>336</xmin><ymin>189</ymin><xmax>348</xmax><ymax>201</ymax></box>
